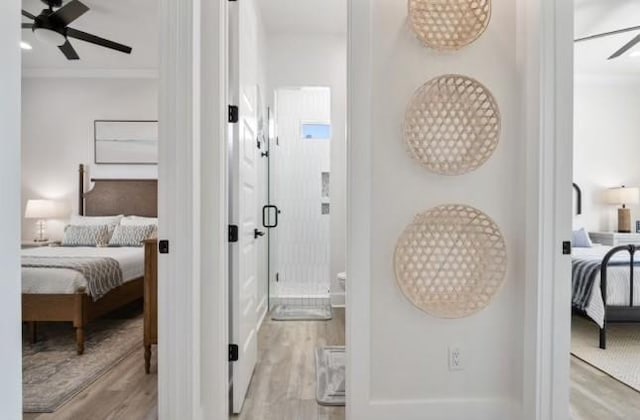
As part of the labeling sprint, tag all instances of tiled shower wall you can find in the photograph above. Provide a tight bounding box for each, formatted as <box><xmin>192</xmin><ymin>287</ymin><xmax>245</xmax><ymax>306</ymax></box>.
<box><xmin>270</xmin><ymin>87</ymin><xmax>331</xmax><ymax>303</ymax></box>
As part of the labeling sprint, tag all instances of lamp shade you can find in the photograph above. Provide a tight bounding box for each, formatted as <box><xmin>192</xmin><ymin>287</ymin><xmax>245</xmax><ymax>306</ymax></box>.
<box><xmin>24</xmin><ymin>199</ymin><xmax>63</xmax><ymax>219</ymax></box>
<box><xmin>606</xmin><ymin>187</ymin><xmax>640</xmax><ymax>206</ymax></box>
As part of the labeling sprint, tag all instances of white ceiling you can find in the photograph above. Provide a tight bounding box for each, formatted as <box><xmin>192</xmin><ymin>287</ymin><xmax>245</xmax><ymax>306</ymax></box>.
<box><xmin>256</xmin><ymin>0</ymin><xmax>346</xmax><ymax>36</ymax></box>
<box><xmin>575</xmin><ymin>0</ymin><xmax>640</xmax><ymax>76</ymax></box>
<box><xmin>21</xmin><ymin>0</ymin><xmax>158</xmax><ymax>71</ymax></box>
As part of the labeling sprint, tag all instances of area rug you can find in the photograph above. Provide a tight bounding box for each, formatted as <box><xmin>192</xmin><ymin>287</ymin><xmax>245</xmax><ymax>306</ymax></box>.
<box><xmin>271</xmin><ymin>304</ymin><xmax>332</xmax><ymax>321</ymax></box>
<box><xmin>572</xmin><ymin>316</ymin><xmax>640</xmax><ymax>392</ymax></box>
<box><xmin>23</xmin><ymin>314</ymin><xmax>143</xmax><ymax>413</ymax></box>
<box><xmin>315</xmin><ymin>346</ymin><xmax>345</xmax><ymax>406</ymax></box>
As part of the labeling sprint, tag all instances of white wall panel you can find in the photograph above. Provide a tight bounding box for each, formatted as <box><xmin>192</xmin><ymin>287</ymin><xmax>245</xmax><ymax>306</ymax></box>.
<box><xmin>353</xmin><ymin>0</ymin><xmax>525</xmax><ymax>413</ymax></box>
<box><xmin>0</xmin><ymin>0</ymin><xmax>23</xmax><ymax>416</ymax></box>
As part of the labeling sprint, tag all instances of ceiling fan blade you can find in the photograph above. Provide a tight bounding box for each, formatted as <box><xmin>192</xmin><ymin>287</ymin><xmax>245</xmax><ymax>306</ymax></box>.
<box><xmin>22</xmin><ymin>10</ymin><xmax>36</xmax><ymax>20</ymax></box>
<box><xmin>608</xmin><ymin>33</ymin><xmax>640</xmax><ymax>59</ymax></box>
<box><xmin>66</xmin><ymin>28</ymin><xmax>132</xmax><ymax>54</ymax></box>
<box><xmin>59</xmin><ymin>40</ymin><xmax>80</xmax><ymax>60</ymax></box>
<box><xmin>575</xmin><ymin>25</ymin><xmax>640</xmax><ymax>43</ymax></box>
<box><xmin>50</xmin><ymin>0</ymin><xmax>89</xmax><ymax>27</ymax></box>
<box><xmin>22</xmin><ymin>23</ymin><xmax>34</xmax><ymax>29</ymax></box>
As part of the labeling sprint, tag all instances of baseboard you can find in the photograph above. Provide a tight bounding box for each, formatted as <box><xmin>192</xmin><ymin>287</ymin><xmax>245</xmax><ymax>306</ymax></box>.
<box><xmin>331</xmin><ymin>291</ymin><xmax>345</xmax><ymax>308</ymax></box>
<box><xmin>356</xmin><ymin>398</ymin><xmax>519</xmax><ymax>420</ymax></box>
<box><xmin>256</xmin><ymin>296</ymin><xmax>268</xmax><ymax>330</ymax></box>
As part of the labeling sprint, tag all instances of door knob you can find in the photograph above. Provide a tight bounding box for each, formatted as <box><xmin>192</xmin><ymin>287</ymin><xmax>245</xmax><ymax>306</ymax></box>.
<box><xmin>254</xmin><ymin>228</ymin><xmax>266</xmax><ymax>239</ymax></box>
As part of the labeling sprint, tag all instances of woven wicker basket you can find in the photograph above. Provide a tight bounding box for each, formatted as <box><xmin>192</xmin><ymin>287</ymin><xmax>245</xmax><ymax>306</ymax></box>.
<box><xmin>408</xmin><ymin>0</ymin><xmax>491</xmax><ymax>51</ymax></box>
<box><xmin>394</xmin><ymin>204</ymin><xmax>507</xmax><ymax>318</ymax></box>
<box><xmin>403</xmin><ymin>74</ymin><xmax>501</xmax><ymax>176</ymax></box>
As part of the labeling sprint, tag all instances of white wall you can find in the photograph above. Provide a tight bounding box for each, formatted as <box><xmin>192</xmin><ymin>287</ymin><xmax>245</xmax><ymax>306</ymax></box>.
<box><xmin>0</xmin><ymin>0</ymin><xmax>23</xmax><ymax>417</ymax></box>
<box><xmin>21</xmin><ymin>77</ymin><xmax>158</xmax><ymax>241</ymax></box>
<box><xmin>573</xmin><ymin>77</ymin><xmax>640</xmax><ymax>232</ymax></box>
<box><xmin>354</xmin><ymin>0</ymin><xmax>524</xmax><ymax>417</ymax></box>
<box><xmin>266</xmin><ymin>33</ymin><xmax>347</xmax><ymax>306</ymax></box>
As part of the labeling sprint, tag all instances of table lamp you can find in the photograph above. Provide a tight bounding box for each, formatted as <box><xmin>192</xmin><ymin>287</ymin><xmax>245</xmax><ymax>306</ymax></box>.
<box><xmin>25</xmin><ymin>199</ymin><xmax>62</xmax><ymax>242</ymax></box>
<box><xmin>606</xmin><ymin>186</ymin><xmax>639</xmax><ymax>233</ymax></box>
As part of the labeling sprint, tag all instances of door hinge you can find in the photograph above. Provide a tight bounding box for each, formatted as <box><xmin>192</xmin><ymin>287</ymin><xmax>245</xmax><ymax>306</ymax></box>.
<box><xmin>229</xmin><ymin>344</ymin><xmax>239</xmax><ymax>361</ymax></box>
<box><xmin>228</xmin><ymin>225</ymin><xmax>239</xmax><ymax>243</ymax></box>
<box><xmin>158</xmin><ymin>240</ymin><xmax>169</xmax><ymax>254</ymax></box>
<box><xmin>228</xmin><ymin>105</ymin><xmax>239</xmax><ymax>123</ymax></box>
<box><xmin>562</xmin><ymin>241</ymin><xmax>571</xmax><ymax>255</ymax></box>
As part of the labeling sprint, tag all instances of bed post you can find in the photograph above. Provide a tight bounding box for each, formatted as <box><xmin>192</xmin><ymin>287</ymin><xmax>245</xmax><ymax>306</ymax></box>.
<box><xmin>73</xmin><ymin>293</ymin><xmax>86</xmax><ymax>355</ymax></box>
<box><xmin>78</xmin><ymin>164</ymin><xmax>85</xmax><ymax>216</ymax></box>
<box><xmin>600</xmin><ymin>249</ymin><xmax>610</xmax><ymax>350</ymax></box>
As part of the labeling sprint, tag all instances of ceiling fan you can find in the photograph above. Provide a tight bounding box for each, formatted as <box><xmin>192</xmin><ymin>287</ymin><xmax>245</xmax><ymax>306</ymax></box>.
<box><xmin>575</xmin><ymin>25</ymin><xmax>640</xmax><ymax>60</ymax></box>
<box><xmin>21</xmin><ymin>0</ymin><xmax>132</xmax><ymax>60</ymax></box>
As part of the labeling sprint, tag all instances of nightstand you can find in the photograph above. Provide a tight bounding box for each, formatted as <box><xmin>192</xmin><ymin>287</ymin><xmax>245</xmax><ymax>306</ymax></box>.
<box><xmin>21</xmin><ymin>240</ymin><xmax>60</xmax><ymax>249</ymax></box>
<box><xmin>588</xmin><ymin>232</ymin><xmax>640</xmax><ymax>246</ymax></box>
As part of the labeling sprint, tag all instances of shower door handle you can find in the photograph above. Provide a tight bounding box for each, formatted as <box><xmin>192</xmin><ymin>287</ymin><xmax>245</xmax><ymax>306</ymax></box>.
<box><xmin>262</xmin><ymin>205</ymin><xmax>279</xmax><ymax>229</ymax></box>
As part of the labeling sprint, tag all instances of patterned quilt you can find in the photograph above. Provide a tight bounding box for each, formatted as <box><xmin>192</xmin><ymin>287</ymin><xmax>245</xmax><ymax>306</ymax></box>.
<box><xmin>572</xmin><ymin>258</ymin><xmax>603</xmax><ymax>311</ymax></box>
<box><xmin>21</xmin><ymin>256</ymin><xmax>124</xmax><ymax>301</ymax></box>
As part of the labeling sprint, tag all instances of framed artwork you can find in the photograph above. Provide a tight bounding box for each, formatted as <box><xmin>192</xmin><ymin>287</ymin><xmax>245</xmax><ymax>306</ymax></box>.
<box><xmin>94</xmin><ymin>120</ymin><xmax>158</xmax><ymax>165</ymax></box>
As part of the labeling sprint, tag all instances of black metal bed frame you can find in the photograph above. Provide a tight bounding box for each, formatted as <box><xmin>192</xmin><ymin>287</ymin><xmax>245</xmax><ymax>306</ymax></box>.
<box><xmin>597</xmin><ymin>244</ymin><xmax>640</xmax><ymax>349</ymax></box>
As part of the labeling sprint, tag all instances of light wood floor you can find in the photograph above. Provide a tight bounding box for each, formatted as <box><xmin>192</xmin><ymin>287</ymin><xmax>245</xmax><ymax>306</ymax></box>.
<box><xmin>22</xmin><ymin>310</ymin><xmax>640</xmax><ymax>420</ymax></box>
<box><xmin>571</xmin><ymin>356</ymin><xmax>640</xmax><ymax>420</ymax></box>
<box><xmin>232</xmin><ymin>308</ymin><xmax>346</xmax><ymax>420</ymax></box>
<box><xmin>23</xmin><ymin>346</ymin><xmax>157</xmax><ymax>420</ymax></box>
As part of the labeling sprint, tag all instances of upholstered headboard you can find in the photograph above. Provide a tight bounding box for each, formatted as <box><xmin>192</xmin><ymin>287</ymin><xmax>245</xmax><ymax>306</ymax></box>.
<box><xmin>78</xmin><ymin>164</ymin><xmax>158</xmax><ymax>217</ymax></box>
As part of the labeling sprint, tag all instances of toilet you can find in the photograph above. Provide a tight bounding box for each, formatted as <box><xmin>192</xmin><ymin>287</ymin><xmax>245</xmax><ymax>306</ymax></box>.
<box><xmin>337</xmin><ymin>272</ymin><xmax>346</xmax><ymax>290</ymax></box>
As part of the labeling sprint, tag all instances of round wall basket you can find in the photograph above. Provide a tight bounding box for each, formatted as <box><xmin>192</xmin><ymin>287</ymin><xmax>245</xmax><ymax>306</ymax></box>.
<box><xmin>394</xmin><ymin>204</ymin><xmax>507</xmax><ymax>319</ymax></box>
<box><xmin>408</xmin><ymin>0</ymin><xmax>491</xmax><ymax>51</ymax></box>
<box><xmin>403</xmin><ymin>74</ymin><xmax>501</xmax><ymax>176</ymax></box>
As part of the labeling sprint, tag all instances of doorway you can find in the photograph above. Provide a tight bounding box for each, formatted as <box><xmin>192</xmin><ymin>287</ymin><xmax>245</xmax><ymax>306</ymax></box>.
<box><xmin>570</xmin><ymin>2</ymin><xmax>640</xmax><ymax>418</ymax></box>
<box><xmin>227</xmin><ymin>0</ymin><xmax>347</xmax><ymax>417</ymax></box>
<box><xmin>270</xmin><ymin>86</ymin><xmax>333</xmax><ymax>312</ymax></box>
<box><xmin>19</xmin><ymin>0</ymin><xmax>160</xmax><ymax>417</ymax></box>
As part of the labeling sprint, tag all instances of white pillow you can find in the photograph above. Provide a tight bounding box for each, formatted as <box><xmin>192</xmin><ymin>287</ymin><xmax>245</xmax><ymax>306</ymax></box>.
<box><xmin>121</xmin><ymin>216</ymin><xmax>158</xmax><ymax>238</ymax></box>
<box><xmin>108</xmin><ymin>224</ymin><xmax>155</xmax><ymax>247</ymax></box>
<box><xmin>572</xmin><ymin>228</ymin><xmax>593</xmax><ymax>248</ymax></box>
<box><xmin>62</xmin><ymin>225</ymin><xmax>111</xmax><ymax>247</ymax></box>
<box><xmin>70</xmin><ymin>214</ymin><xmax>123</xmax><ymax>226</ymax></box>
<box><xmin>121</xmin><ymin>215</ymin><xmax>158</xmax><ymax>226</ymax></box>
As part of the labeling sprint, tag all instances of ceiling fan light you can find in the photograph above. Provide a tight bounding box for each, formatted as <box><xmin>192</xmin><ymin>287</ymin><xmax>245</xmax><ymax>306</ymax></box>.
<box><xmin>33</xmin><ymin>28</ymin><xmax>66</xmax><ymax>47</ymax></box>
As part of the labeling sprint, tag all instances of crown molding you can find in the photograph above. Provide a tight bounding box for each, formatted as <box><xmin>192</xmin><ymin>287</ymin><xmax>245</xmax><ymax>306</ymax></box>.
<box><xmin>575</xmin><ymin>72</ymin><xmax>640</xmax><ymax>85</ymax></box>
<box><xmin>21</xmin><ymin>68</ymin><xmax>159</xmax><ymax>79</ymax></box>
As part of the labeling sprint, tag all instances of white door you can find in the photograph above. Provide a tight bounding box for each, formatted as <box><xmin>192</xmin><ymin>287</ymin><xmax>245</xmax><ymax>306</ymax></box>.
<box><xmin>229</xmin><ymin>0</ymin><xmax>259</xmax><ymax>413</ymax></box>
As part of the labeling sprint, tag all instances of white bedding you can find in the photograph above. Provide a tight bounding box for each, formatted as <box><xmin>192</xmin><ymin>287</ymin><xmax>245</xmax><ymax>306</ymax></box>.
<box><xmin>22</xmin><ymin>246</ymin><xmax>144</xmax><ymax>295</ymax></box>
<box><xmin>573</xmin><ymin>245</ymin><xmax>640</xmax><ymax>328</ymax></box>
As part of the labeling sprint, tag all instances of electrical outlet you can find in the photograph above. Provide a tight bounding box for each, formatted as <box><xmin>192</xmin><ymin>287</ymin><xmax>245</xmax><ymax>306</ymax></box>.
<box><xmin>448</xmin><ymin>346</ymin><xmax>463</xmax><ymax>371</ymax></box>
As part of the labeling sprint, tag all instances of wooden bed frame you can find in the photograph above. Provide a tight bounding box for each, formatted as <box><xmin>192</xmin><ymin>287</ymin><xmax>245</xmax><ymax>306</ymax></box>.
<box><xmin>22</xmin><ymin>164</ymin><xmax>157</xmax><ymax>355</ymax></box>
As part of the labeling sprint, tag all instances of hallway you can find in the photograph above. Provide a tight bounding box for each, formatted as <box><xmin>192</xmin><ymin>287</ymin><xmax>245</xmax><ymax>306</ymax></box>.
<box><xmin>234</xmin><ymin>308</ymin><xmax>345</xmax><ymax>420</ymax></box>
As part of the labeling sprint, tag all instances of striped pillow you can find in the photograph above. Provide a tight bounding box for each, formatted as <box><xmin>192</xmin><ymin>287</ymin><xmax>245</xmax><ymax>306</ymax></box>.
<box><xmin>62</xmin><ymin>225</ymin><xmax>111</xmax><ymax>247</ymax></box>
<box><xmin>108</xmin><ymin>225</ymin><xmax>155</xmax><ymax>247</ymax></box>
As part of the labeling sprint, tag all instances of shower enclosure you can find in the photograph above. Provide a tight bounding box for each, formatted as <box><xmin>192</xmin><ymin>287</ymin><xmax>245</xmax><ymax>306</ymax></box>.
<box><xmin>264</xmin><ymin>87</ymin><xmax>332</xmax><ymax>311</ymax></box>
